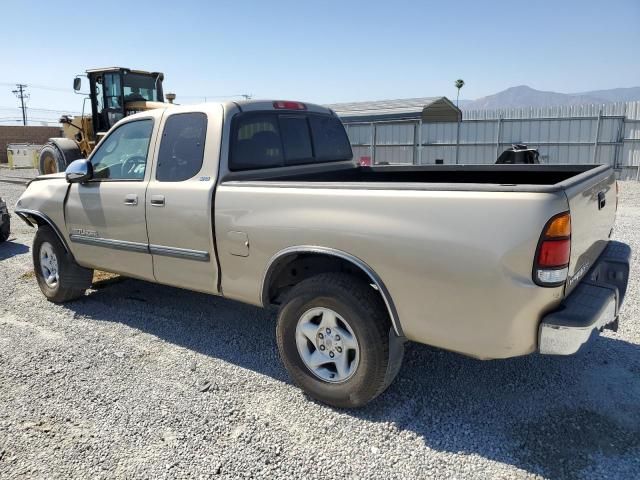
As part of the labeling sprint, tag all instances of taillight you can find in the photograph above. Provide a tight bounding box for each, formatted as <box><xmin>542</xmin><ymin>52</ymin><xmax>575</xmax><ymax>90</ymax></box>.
<box><xmin>534</xmin><ymin>212</ymin><xmax>571</xmax><ymax>287</ymax></box>
<box><xmin>273</xmin><ymin>101</ymin><xmax>307</xmax><ymax>110</ymax></box>
<box><xmin>538</xmin><ymin>240</ymin><xmax>571</xmax><ymax>266</ymax></box>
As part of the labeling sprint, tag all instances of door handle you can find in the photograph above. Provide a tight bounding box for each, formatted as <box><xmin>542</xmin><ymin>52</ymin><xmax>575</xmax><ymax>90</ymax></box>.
<box><xmin>150</xmin><ymin>195</ymin><xmax>165</xmax><ymax>207</ymax></box>
<box><xmin>124</xmin><ymin>194</ymin><xmax>138</xmax><ymax>206</ymax></box>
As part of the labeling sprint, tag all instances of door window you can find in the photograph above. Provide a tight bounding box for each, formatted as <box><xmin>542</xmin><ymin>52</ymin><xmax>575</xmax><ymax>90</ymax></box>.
<box><xmin>90</xmin><ymin>119</ymin><xmax>154</xmax><ymax>180</ymax></box>
<box><xmin>156</xmin><ymin>113</ymin><xmax>207</xmax><ymax>182</ymax></box>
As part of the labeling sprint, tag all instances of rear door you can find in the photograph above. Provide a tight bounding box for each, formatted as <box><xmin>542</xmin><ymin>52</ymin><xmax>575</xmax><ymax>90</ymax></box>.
<box><xmin>145</xmin><ymin>106</ymin><xmax>222</xmax><ymax>294</ymax></box>
<box><xmin>65</xmin><ymin>117</ymin><xmax>157</xmax><ymax>280</ymax></box>
<box><xmin>563</xmin><ymin>167</ymin><xmax>617</xmax><ymax>294</ymax></box>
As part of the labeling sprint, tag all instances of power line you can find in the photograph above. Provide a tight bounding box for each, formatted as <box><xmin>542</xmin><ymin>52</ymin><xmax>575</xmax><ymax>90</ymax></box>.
<box><xmin>12</xmin><ymin>84</ymin><xmax>29</xmax><ymax>126</ymax></box>
<box><xmin>168</xmin><ymin>93</ymin><xmax>253</xmax><ymax>101</ymax></box>
<box><xmin>2</xmin><ymin>80</ymin><xmax>255</xmax><ymax>103</ymax></box>
<box><xmin>0</xmin><ymin>81</ymin><xmax>70</xmax><ymax>93</ymax></box>
<box><xmin>0</xmin><ymin>118</ymin><xmax>61</xmax><ymax>124</ymax></box>
<box><xmin>0</xmin><ymin>106</ymin><xmax>81</xmax><ymax>114</ymax></box>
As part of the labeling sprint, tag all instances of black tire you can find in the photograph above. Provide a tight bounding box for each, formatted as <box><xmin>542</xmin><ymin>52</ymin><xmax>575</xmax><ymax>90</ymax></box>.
<box><xmin>33</xmin><ymin>226</ymin><xmax>92</xmax><ymax>302</ymax></box>
<box><xmin>0</xmin><ymin>215</ymin><xmax>9</xmax><ymax>242</ymax></box>
<box><xmin>39</xmin><ymin>144</ymin><xmax>66</xmax><ymax>175</ymax></box>
<box><xmin>276</xmin><ymin>273</ymin><xmax>404</xmax><ymax>408</ymax></box>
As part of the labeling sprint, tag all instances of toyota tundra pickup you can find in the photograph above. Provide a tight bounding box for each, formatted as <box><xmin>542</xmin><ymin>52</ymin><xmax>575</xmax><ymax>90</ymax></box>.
<box><xmin>15</xmin><ymin>100</ymin><xmax>631</xmax><ymax>408</ymax></box>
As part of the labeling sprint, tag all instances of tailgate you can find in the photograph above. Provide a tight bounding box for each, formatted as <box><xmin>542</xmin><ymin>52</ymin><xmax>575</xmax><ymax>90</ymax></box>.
<box><xmin>563</xmin><ymin>166</ymin><xmax>617</xmax><ymax>295</ymax></box>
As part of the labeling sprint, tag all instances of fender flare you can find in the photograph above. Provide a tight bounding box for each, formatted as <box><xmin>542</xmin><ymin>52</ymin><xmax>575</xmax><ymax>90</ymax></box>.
<box><xmin>260</xmin><ymin>246</ymin><xmax>404</xmax><ymax>337</ymax></box>
<box><xmin>15</xmin><ymin>208</ymin><xmax>72</xmax><ymax>255</ymax></box>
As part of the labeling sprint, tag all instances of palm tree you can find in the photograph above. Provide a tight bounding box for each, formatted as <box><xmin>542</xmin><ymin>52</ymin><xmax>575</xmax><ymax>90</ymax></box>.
<box><xmin>454</xmin><ymin>79</ymin><xmax>465</xmax><ymax>107</ymax></box>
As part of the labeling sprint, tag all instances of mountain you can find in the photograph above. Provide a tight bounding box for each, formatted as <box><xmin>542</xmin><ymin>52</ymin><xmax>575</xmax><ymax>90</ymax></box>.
<box><xmin>462</xmin><ymin>85</ymin><xmax>640</xmax><ymax>110</ymax></box>
<box><xmin>574</xmin><ymin>87</ymin><xmax>640</xmax><ymax>103</ymax></box>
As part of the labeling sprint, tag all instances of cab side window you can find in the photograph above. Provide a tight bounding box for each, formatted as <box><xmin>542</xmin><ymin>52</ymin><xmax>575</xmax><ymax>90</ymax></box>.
<box><xmin>156</xmin><ymin>113</ymin><xmax>208</xmax><ymax>182</ymax></box>
<box><xmin>90</xmin><ymin>119</ymin><xmax>153</xmax><ymax>180</ymax></box>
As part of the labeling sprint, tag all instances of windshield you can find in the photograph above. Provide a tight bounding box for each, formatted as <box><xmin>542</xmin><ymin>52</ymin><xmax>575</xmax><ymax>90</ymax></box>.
<box><xmin>123</xmin><ymin>73</ymin><xmax>160</xmax><ymax>102</ymax></box>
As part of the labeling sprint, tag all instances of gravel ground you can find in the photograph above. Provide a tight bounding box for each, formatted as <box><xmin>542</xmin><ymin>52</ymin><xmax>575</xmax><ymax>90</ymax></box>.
<box><xmin>0</xmin><ymin>178</ymin><xmax>639</xmax><ymax>480</ymax></box>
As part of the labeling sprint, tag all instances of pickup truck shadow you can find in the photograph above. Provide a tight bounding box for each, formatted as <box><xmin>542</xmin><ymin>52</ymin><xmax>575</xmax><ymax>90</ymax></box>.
<box><xmin>0</xmin><ymin>240</ymin><xmax>29</xmax><ymax>260</ymax></box>
<box><xmin>68</xmin><ymin>277</ymin><xmax>640</xmax><ymax>480</ymax></box>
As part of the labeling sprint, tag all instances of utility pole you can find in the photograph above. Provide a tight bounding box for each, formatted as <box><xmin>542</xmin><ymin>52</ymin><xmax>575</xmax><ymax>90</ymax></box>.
<box><xmin>12</xmin><ymin>84</ymin><xmax>29</xmax><ymax>126</ymax></box>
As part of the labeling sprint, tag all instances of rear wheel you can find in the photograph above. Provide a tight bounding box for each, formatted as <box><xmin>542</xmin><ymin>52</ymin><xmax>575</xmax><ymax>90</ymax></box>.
<box><xmin>33</xmin><ymin>226</ymin><xmax>92</xmax><ymax>302</ymax></box>
<box><xmin>38</xmin><ymin>144</ymin><xmax>65</xmax><ymax>175</ymax></box>
<box><xmin>276</xmin><ymin>273</ymin><xmax>404</xmax><ymax>408</ymax></box>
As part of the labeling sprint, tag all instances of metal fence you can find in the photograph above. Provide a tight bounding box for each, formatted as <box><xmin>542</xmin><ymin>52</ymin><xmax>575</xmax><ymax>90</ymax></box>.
<box><xmin>343</xmin><ymin>101</ymin><xmax>640</xmax><ymax>180</ymax></box>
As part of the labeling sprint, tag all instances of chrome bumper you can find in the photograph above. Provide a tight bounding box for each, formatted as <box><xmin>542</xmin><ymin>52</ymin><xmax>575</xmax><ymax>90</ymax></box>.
<box><xmin>539</xmin><ymin>241</ymin><xmax>631</xmax><ymax>355</ymax></box>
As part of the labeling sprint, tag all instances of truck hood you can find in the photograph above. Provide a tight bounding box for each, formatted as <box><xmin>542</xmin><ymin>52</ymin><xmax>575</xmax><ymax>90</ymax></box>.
<box><xmin>28</xmin><ymin>172</ymin><xmax>66</xmax><ymax>186</ymax></box>
<box><xmin>34</xmin><ymin>173</ymin><xmax>66</xmax><ymax>180</ymax></box>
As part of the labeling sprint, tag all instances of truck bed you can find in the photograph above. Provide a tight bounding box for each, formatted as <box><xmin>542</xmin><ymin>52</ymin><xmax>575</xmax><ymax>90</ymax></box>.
<box><xmin>223</xmin><ymin>163</ymin><xmax>608</xmax><ymax>192</ymax></box>
<box><xmin>216</xmin><ymin>160</ymin><xmax>617</xmax><ymax>358</ymax></box>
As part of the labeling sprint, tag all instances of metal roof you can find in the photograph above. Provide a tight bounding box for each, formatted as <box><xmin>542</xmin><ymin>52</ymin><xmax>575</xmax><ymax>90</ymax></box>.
<box><xmin>85</xmin><ymin>67</ymin><xmax>164</xmax><ymax>78</ymax></box>
<box><xmin>327</xmin><ymin>96</ymin><xmax>461</xmax><ymax>123</ymax></box>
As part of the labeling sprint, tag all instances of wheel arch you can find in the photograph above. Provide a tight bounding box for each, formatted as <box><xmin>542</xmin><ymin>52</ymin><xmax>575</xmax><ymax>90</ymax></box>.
<box><xmin>15</xmin><ymin>209</ymin><xmax>71</xmax><ymax>255</ymax></box>
<box><xmin>261</xmin><ymin>246</ymin><xmax>404</xmax><ymax>337</ymax></box>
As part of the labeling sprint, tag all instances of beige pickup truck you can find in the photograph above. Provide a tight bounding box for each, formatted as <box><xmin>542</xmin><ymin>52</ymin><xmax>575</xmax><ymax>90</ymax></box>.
<box><xmin>16</xmin><ymin>100</ymin><xmax>631</xmax><ymax>407</ymax></box>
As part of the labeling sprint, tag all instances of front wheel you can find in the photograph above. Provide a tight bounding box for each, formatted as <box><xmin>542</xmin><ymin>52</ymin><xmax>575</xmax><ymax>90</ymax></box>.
<box><xmin>276</xmin><ymin>273</ymin><xmax>404</xmax><ymax>408</ymax></box>
<box><xmin>38</xmin><ymin>144</ymin><xmax>65</xmax><ymax>175</ymax></box>
<box><xmin>33</xmin><ymin>226</ymin><xmax>92</xmax><ymax>302</ymax></box>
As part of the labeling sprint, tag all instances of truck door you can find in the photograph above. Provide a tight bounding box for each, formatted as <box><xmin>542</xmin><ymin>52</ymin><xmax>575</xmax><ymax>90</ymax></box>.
<box><xmin>145</xmin><ymin>108</ymin><xmax>221</xmax><ymax>294</ymax></box>
<box><xmin>65</xmin><ymin>118</ymin><xmax>157</xmax><ymax>280</ymax></box>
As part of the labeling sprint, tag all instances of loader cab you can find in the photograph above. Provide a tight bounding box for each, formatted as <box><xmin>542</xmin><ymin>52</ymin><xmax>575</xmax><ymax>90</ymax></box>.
<box><xmin>85</xmin><ymin>67</ymin><xmax>164</xmax><ymax>139</ymax></box>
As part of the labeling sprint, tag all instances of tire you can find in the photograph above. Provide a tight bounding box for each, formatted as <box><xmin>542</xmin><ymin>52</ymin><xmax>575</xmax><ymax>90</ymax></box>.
<box><xmin>38</xmin><ymin>144</ymin><xmax>66</xmax><ymax>175</ymax></box>
<box><xmin>0</xmin><ymin>215</ymin><xmax>9</xmax><ymax>242</ymax></box>
<box><xmin>276</xmin><ymin>273</ymin><xmax>404</xmax><ymax>408</ymax></box>
<box><xmin>33</xmin><ymin>226</ymin><xmax>93</xmax><ymax>302</ymax></box>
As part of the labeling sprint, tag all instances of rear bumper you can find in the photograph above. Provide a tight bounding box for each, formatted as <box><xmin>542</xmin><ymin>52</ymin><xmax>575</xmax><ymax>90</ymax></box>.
<box><xmin>538</xmin><ymin>241</ymin><xmax>631</xmax><ymax>355</ymax></box>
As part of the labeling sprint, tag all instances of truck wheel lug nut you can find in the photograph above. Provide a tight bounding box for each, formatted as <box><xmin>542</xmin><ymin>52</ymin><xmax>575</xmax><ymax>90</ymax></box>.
<box><xmin>319</xmin><ymin>345</ymin><xmax>325</xmax><ymax>351</ymax></box>
<box><xmin>336</xmin><ymin>347</ymin><xmax>342</xmax><ymax>353</ymax></box>
<box><xmin>335</xmin><ymin>335</ymin><xmax>340</xmax><ymax>341</ymax></box>
<box><xmin>318</xmin><ymin>333</ymin><xmax>323</xmax><ymax>339</ymax></box>
<box><xmin>329</xmin><ymin>351</ymin><xmax>334</xmax><ymax>358</ymax></box>
<box><xmin>326</xmin><ymin>328</ymin><xmax>331</xmax><ymax>334</ymax></box>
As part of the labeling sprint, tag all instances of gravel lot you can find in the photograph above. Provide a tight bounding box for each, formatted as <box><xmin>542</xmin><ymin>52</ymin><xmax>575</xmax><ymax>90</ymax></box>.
<box><xmin>0</xmin><ymin>176</ymin><xmax>639</xmax><ymax>480</ymax></box>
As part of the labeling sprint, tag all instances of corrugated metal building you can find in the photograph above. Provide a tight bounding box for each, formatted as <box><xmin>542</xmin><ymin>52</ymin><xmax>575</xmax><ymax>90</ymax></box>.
<box><xmin>328</xmin><ymin>98</ymin><xmax>640</xmax><ymax>180</ymax></box>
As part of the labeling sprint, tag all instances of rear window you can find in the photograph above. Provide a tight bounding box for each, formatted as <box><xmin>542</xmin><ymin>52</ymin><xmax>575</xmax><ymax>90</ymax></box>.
<box><xmin>232</xmin><ymin>114</ymin><xmax>283</xmax><ymax>170</ymax></box>
<box><xmin>280</xmin><ymin>115</ymin><xmax>313</xmax><ymax>164</ymax></box>
<box><xmin>230</xmin><ymin>112</ymin><xmax>352</xmax><ymax>171</ymax></box>
<box><xmin>309</xmin><ymin>115</ymin><xmax>352</xmax><ymax>161</ymax></box>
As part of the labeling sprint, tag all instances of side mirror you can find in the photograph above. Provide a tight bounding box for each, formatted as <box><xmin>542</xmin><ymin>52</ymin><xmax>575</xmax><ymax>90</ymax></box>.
<box><xmin>65</xmin><ymin>159</ymin><xmax>93</xmax><ymax>183</ymax></box>
<box><xmin>73</xmin><ymin>77</ymin><xmax>82</xmax><ymax>91</ymax></box>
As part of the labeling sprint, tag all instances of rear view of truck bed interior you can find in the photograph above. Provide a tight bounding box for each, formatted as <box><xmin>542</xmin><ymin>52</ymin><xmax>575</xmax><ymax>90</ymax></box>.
<box><xmin>273</xmin><ymin>164</ymin><xmax>600</xmax><ymax>186</ymax></box>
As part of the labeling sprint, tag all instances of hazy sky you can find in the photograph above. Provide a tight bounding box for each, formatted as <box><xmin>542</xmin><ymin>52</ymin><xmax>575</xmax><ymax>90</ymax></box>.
<box><xmin>1</xmin><ymin>0</ymin><xmax>639</xmax><ymax>124</ymax></box>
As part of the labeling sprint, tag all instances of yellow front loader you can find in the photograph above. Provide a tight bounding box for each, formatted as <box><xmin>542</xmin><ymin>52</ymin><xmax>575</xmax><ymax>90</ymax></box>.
<box><xmin>38</xmin><ymin>67</ymin><xmax>166</xmax><ymax>174</ymax></box>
